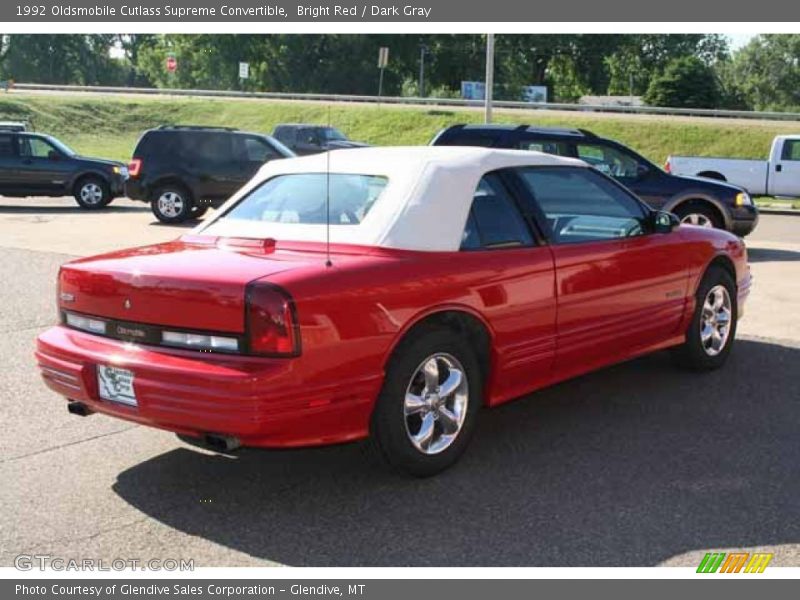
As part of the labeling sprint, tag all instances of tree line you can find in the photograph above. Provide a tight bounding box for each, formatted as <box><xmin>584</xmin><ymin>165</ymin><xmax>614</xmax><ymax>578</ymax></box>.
<box><xmin>0</xmin><ymin>34</ymin><xmax>798</xmax><ymax>111</ymax></box>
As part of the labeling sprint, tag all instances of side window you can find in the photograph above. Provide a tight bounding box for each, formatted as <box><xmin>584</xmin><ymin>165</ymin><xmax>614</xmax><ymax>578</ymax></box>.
<box><xmin>516</xmin><ymin>138</ymin><xmax>571</xmax><ymax>156</ymax></box>
<box><xmin>781</xmin><ymin>140</ymin><xmax>800</xmax><ymax>161</ymax></box>
<box><xmin>576</xmin><ymin>144</ymin><xmax>640</xmax><ymax>179</ymax></box>
<box><xmin>274</xmin><ymin>127</ymin><xmax>295</xmax><ymax>146</ymax></box>
<box><xmin>460</xmin><ymin>174</ymin><xmax>534</xmax><ymax>250</ymax></box>
<box><xmin>239</xmin><ymin>136</ymin><xmax>281</xmax><ymax>162</ymax></box>
<box><xmin>185</xmin><ymin>133</ymin><xmax>233</xmax><ymax>164</ymax></box>
<box><xmin>299</xmin><ymin>128</ymin><xmax>319</xmax><ymax>145</ymax></box>
<box><xmin>517</xmin><ymin>167</ymin><xmax>647</xmax><ymax>244</ymax></box>
<box><xmin>0</xmin><ymin>134</ymin><xmax>14</xmax><ymax>157</ymax></box>
<box><xmin>19</xmin><ymin>137</ymin><xmax>57</xmax><ymax>159</ymax></box>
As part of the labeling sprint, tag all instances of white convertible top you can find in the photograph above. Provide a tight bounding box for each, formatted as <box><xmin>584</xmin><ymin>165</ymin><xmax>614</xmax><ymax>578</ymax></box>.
<box><xmin>197</xmin><ymin>146</ymin><xmax>587</xmax><ymax>251</ymax></box>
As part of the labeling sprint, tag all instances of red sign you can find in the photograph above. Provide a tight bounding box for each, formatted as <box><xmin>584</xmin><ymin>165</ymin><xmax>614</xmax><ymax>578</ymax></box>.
<box><xmin>165</xmin><ymin>56</ymin><xmax>177</xmax><ymax>73</ymax></box>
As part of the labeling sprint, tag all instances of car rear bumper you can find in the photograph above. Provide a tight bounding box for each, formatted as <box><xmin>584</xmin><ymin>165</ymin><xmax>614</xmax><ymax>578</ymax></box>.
<box><xmin>35</xmin><ymin>326</ymin><xmax>380</xmax><ymax>448</ymax></box>
<box><xmin>124</xmin><ymin>178</ymin><xmax>148</xmax><ymax>202</ymax></box>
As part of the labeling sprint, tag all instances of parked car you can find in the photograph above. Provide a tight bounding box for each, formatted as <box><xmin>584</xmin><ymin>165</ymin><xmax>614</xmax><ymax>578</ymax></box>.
<box><xmin>36</xmin><ymin>147</ymin><xmax>751</xmax><ymax>476</ymax></box>
<box><xmin>125</xmin><ymin>125</ymin><xmax>294</xmax><ymax>224</ymax></box>
<box><xmin>272</xmin><ymin>124</ymin><xmax>368</xmax><ymax>155</ymax></box>
<box><xmin>432</xmin><ymin>124</ymin><xmax>759</xmax><ymax>236</ymax></box>
<box><xmin>666</xmin><ymin>135</ymin><xmax>800</xmax><ymax>198</ymax></box>
<box><xmin>0</xmin><ymin>131</ymin><xmax>126</xmax><ymax>208</ymax></box>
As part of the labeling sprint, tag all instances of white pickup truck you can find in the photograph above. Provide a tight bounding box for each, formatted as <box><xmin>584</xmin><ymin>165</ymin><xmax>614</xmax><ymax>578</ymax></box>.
<box><xmin>665</xmin><ymin>135</ymin><xmax>800</xmax><ymax>197</ymax></box>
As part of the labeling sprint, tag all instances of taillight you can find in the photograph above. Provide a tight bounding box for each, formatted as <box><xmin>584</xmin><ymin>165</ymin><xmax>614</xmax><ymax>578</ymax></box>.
<box><xmin>664</xmin><ymin>158</ymin><xmax>671</xmax><ymax>173</ymax></box>
<box><xmin>128</xmin><ymin>158</ymin><xmax>142</xmax><ymax>177</ymax></box>
<box><xmin>245</xmin><ymin>283</ymin><xmax>300</xmax><ymax>357</ymax></box>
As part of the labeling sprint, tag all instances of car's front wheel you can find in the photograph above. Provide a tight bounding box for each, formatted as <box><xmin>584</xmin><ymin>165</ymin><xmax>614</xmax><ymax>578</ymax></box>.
<box><xmin>673</xmin><ymin>202</ymin><xmax>723</xmax><ymax>230</ymax></box>
<box><xmin>672</xmin><ymin>265</ymin><xmax>737</xmax><ymax>370</ymax></box>
<box><xmin>370</xmin><ymin>327</ymin><xmax>482</xmax><ymax>477</ymax></box>
<box><xmin>151</xmin><ymin>185</ymin><xmax>194</xmax><ymax>223</ymax></box>
<box><xmin>74</xmin><ymin>176</ymin><xmax>112</xmax><ymax>209</ymax></box>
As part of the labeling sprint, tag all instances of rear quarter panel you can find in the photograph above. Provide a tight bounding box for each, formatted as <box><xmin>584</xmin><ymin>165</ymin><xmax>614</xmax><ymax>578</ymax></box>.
<box><xmin>268</xmin><ymin>246</ymin><xmax>557</xmax><ymax>408</ymax></box>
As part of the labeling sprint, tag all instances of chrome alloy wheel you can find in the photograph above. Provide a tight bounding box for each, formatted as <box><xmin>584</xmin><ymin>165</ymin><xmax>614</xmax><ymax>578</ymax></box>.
<box><xmin>404</xmin><ymin>353</ymin><xmax>469</xmax><ymax>455</ymax></box>
<box><xmin>157</xmin><ymin>191</ymin><xmax>184</xmax><ymax>218</ymax></box>
<box><xmin>700</xmin><ymin>284</ymin><xmax>733</xmax><ymax>356</ymax></box>
<box><xmin>681</xmin><ymin>212</ymin><xmax>713</xmax><ymax>227</ymax></box>
<box><xmin>80</xmin><ymin>182</ymin><xmax>104</xmax><ymax>205</ymax></box>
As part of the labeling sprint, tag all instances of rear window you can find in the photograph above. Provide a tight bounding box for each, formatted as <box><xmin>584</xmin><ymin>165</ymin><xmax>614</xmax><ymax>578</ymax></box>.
<box><xmin>134</xmin><ymin>131</ymin><xmax>176</xmax><ymax>158</ymax></box>
<box><xmin>216</xmin><ymin>173</ymin><xmax>388</xmax><ymax>226</ymax></box>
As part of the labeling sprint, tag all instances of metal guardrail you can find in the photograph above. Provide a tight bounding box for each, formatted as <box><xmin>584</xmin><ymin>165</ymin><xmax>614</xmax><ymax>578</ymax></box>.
<box><xmin>11</xmin><ymin>83</ymin><xmax>800</xmax><ymax>122</ymax></box>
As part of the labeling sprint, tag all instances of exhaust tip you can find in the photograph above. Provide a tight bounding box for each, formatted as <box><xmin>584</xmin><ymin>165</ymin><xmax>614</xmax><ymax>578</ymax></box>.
<box><xmin>67</xmin><ymin>402</ymin><xmax>93</xmax><ymax>417</ymax></box>
<box><xmin>203</xmin><ymin>433</ymin><xmax>241</xmax><ymax>453</ymax></box>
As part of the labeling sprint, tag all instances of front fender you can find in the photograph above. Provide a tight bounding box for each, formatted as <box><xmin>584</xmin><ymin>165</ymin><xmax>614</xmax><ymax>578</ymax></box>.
<box><xmin>662</xmin><ymin>191</ymin><xmax>733</xmax><ymax>230</ymax></box>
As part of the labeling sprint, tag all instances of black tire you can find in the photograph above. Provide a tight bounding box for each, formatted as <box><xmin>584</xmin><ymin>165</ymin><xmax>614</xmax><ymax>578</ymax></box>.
<box><xmin>673</xmin><ymin>202</ymin><xmax>724</xmax><ymax>230</ymax></box>
<box><xmin>73</xmin><ymin>176</ymin><xmax>112</xmax><ymax>209</ymax></box>
<box><xmin>671</xmin><ymin>265</ymin><xmax>737</xmax><ymax>371</ymax></box>
<box><xmin>369</xmin><ymin>327</ymin><xmax>483</xmax><ymax>477</ymax></box>
<box><xmin>190</xmin><ymin>205</ymin><xmax>209</xmax><ymax>219</ymax></box>
<box><xmin>151</xmin><ymin>184</ymin><xmax>194</xmax><ymax>224</ymax></box>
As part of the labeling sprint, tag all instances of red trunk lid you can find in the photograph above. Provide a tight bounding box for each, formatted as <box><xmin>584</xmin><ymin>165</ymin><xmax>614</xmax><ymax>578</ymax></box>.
<box><xmin>59</xmin><ymin>238</ymin><xmax>311</xmax><ymax>333</ymax></box>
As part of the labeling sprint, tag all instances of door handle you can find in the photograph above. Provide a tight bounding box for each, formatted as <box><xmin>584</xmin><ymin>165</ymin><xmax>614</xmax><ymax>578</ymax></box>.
<box><xmin>776</xmin><ymin>164</ymin><xmax>783</xmax><ymax>172</ymax></box>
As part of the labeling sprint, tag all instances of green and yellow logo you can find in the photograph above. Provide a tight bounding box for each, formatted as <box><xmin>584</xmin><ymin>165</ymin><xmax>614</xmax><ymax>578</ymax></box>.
<box><xmin>697</xmin><ymin>552</ymin><xmax>773</xmax><ymax>573</ymax></box>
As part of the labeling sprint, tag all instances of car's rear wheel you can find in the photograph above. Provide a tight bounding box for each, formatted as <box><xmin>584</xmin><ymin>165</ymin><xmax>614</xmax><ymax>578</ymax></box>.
<box><xmin>370</xmin><ymin>328</ymin><xmax>482</xmax><ymax>477</ymax></box>
<box><xmin>74</xmin><ymin>176</ymin><xmax>111</xmax><ymax>209</ymax></box>
<box><xmin>151</xmin><ymin>185</ymin><xmax>194</xmax><ymax>224</ymax></box>
<box><xmin>672</xmin><ymin>266</ymin><xmax>737</xmax><ymax>370</ymax></box>
<box><xmin>674</xmin><ymin>202</ymin><xmax>723</xmax><ymax>229</ymax></box>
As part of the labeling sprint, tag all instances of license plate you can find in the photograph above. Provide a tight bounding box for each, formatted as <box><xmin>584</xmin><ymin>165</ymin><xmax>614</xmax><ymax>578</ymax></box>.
<box><xmin>97</xmin><ymin>365</ymin><xmax>137</xmax><ymax>407</ymax></box>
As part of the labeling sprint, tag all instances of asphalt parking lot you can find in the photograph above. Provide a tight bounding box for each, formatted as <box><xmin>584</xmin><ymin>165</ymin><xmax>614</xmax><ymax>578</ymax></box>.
<box><xmin>1</xmin><ymin>196</ymin><xmax>798</xmax><ymax>567</ymax></box>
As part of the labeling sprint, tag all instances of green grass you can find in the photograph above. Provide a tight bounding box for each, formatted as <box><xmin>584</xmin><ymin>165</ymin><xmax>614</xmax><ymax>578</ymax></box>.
<box><xmin>3</xmin><ymin>92</ymin><xmax>800</xmax><ymax>165</ymax></box>
<box><xmin>754</xmin><ymin>196</ymin><xmax>800</xmax><ymax>210</ymax></box>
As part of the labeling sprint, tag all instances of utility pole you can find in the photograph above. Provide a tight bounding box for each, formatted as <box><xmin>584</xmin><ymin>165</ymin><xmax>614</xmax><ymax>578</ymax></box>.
<box><xmin>484</xmin><ymin>33</ymin><xmax>495</xmax><ymax>123</ymax></box>
<box><xmin>418</xmin><ymin>43</ymin><xmax>428</xmax><ymax>97</ymax></box>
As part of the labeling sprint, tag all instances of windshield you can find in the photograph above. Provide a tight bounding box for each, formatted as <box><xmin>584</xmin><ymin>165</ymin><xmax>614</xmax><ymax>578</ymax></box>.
<box><xmin>45</xmin><ymin>136</ymin><xmax>77</xmax><ymax>157</ymax></box>
<box><xmin>321</xmin><ymin>128</ymin><xmax>348</xmax><ymax>142</ymax></box>
<box><xmin>211</xmin><ymin>173</ymin><xmax>388</xmax><ymax>226</ymax></box>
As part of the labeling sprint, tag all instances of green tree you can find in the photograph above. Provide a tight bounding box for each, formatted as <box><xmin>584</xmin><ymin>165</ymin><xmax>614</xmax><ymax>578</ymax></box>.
<box><xmin>0</xmin><ymin>35</ymin><xmax>126</xmax><ymax>85</ymax></box>
<box><xmin>644</xmin><ymin>56</ymin><xmax>721</xmax><ymax>108</ymax></box>
<box><xmin>727</xmin><ymin>35</ymin><xmax>800</xmax><ymax>110</ymax></box>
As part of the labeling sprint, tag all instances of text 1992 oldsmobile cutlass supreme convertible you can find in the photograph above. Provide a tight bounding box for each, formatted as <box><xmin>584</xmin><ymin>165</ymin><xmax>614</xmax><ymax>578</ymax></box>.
<box><xmin>36</xmin><ymin>147</ymin><xmax>751</xmax><ymax>476</ymax></box>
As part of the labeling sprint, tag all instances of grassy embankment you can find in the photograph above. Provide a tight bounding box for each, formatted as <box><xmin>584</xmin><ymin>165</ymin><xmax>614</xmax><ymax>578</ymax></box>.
<box><xmin>2</xmin><ymin>92</ymin><xmax>799</xmax><ymax>208</ymax></box>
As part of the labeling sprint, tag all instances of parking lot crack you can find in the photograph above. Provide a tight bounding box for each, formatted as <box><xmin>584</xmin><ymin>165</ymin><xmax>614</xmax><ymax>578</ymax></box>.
<box><xmin>0</xmin><ymin>425</ymin><xmax>139</xmax><ymax>464</ymax></box>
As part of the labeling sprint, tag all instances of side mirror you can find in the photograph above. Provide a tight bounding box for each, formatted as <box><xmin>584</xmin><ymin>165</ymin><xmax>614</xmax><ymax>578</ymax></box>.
<box><xmin>48</xmin><ymin>150</ymin><xmax>60</xmax><ymax>161</ymax></box>
<box><xmin>636</xmin><ymin>163</ymin><xmax>650</xmax><ymax>180</ymax></box>
<box><xmin>653</xmin><ymin>210</ymin><xmax>680</xmax><ymax>234</ymax></box>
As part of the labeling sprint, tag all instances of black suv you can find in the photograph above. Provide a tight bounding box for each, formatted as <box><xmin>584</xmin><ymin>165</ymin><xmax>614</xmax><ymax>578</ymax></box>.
<box><xmin>0</xmin><ymin>131</ymin><xmax>126</xmax><ymax>209</ymax></box>
<box><xmin>432</xmin><ymin>124</ymin><xmax>759</xmax><ymax>236</ymax></box>
<box><xmin>126</xmin><ymin>126</ymin><xmax>294</xmax><ymax>223</ymax></box>
<box><xmin>272</xmin><ymin>124</ymin><xmax>368</xmax><ymax>155</ymax></box>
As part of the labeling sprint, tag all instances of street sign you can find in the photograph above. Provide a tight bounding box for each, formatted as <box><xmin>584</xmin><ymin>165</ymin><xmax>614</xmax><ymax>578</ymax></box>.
<box><xmin>239</xmin><ymin>62</ymin><xmax>249</xmax><ymax>79</ymax></box>
<box><xmin>522</xmin><ymin>85</ymin><xmax>548</xmax><ymax>103</ymax></box>
<box><xmin>378</xmin><ymin>47</ymin><xmax>389</xmax><ymax>69</ymax></box>
<box><xmin>461</xmin><ymin>81</ymin><xmax>486</xmax><ymax>100</ymax></box>
<box><xmin>165</xmin><ymin>56</ymin><xmax>177</xmax><ymax>73</ymax></box>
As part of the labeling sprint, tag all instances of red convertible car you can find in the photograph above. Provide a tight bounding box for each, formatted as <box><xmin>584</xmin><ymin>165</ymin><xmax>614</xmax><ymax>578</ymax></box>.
<box><xmin>36</xmin><ymin>147</ymin><xmax>751</xmax><ymax>476</ymax></box>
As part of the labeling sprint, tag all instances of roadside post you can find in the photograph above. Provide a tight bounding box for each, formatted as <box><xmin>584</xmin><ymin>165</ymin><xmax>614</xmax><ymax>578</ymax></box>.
<box><xmin>377</xmin><ymin>46</ymin><xmax>389</xmax><ymax>103</ymax></box>
<box><xmin>239</xmin><ymin>61</ymin><xmax>249</xmax><ymax>90</ymax></box>
<box><xmin>485</xmin><ymin>34</ymin><xmax>495</xmax><ymax>123</ymax></box>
